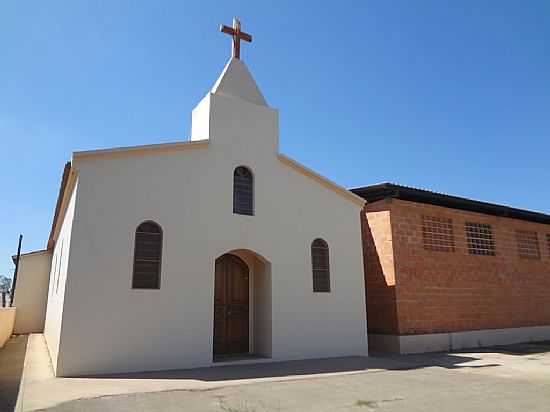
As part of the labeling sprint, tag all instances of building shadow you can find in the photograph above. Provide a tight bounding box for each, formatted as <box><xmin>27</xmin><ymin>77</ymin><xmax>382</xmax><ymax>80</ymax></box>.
<box><xmin>459</xmin><ymin>340</ymin><xmax>550</xmax><ymax>356</ymax></box>
<box><xmin>81</xmin><ymin>351</ymin><xmax>502</xmax><ymax>381</ymax></box>
<box><xmin>0</xmin><ymin>335</ymin><xmax>29</xmax><ymax>411</ymax></box>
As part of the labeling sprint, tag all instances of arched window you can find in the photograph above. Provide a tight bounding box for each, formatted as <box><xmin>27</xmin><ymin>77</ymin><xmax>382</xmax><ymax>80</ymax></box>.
<box><xmin>311</xmin><ymin>238</ymin><xmax>330</xmax><ymax>292</ymax></box>
<box><xmin>233</xmin><ymin>166</ymin><xmax>254</xmax><ymax>216</ymax></box>
<box><xmin>132</xmin><ymin>221</ymin><xmax>162</xmax><ymax>289</ymax></box>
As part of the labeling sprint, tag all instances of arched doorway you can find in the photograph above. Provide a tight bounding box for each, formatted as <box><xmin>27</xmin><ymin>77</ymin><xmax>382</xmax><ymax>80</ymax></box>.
<box><xmin>213</xmin><ymin>254</ymin><xmax>250</xmax><ymax>356</ymax></box>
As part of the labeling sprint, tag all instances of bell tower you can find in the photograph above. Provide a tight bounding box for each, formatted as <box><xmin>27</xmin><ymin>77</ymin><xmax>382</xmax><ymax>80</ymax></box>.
<box><xmin>191</xmin><ymin>19</ymin><xmax>278</xmax><ymax>154</ymax></box>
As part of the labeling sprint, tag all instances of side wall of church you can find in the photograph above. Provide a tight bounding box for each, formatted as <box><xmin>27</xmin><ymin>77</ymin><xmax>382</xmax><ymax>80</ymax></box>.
<box><xmin>364</xmin><ymin>198</ymin><xmax>550</xmax><ymax>337</ymax></box>
<box><xmin>43</xmin><ymin>180</ymin><xmax>78</xmax><ymax>373</ymax></box>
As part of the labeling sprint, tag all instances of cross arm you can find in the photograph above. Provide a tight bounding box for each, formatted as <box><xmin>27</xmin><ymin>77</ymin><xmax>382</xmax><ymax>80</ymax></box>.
<box><xmin>220</xmin><ymin>25</ymin><xmax>234</xmax><ymax>35</ymax></box>
<box><xmin>237</xmin><ymin>31</ymin><xmax>252</xmax><ymax>42</ymax></box>
<box><xmin>219</xmin><ymin>25</ymin><xmax>252</xmax><ymax>42</ymax></box>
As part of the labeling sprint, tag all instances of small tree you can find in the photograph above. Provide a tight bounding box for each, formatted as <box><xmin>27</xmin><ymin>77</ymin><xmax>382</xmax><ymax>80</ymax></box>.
<box><xmin>0</xmin><ymin>275</ymin><xmax>12</xmax><ymax>307</ymax></box>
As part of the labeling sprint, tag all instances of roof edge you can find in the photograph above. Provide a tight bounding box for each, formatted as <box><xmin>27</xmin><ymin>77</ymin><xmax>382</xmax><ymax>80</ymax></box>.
<box><xmin>12</xmin><ymin>249</ymin><xmax>51</xmax><ymax>263</ymax></box>
<box><xmin>351</xmin><ymin>182</ymin><xmax>550</xmax><ymax>225</ymax></box>
<box><xmin>73</xmin><ymin>139</ymin><xmax>209</xmax><ymax>160</ymax></box>
<box><xmin>278</xmin><ymin>154</ymin><xmax>365</xmax><ymax>207</ymax></box>
<box><xmin>47</xmin><ymin>162</ymin><xmax>72</xmax><ymax>250</ymax></box>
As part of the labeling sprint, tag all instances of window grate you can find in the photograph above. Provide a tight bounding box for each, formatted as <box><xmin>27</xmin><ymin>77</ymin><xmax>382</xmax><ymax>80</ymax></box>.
<box><xmin>516</xmin><ymin>230</ymin><xmax>540</xmax><ymax>260</ymax></box>
<box><xmin>465</xmin><ymin>222</ymin><xmax>495</xmax><ymax>256</ymax></box>
<box><xmin>422</xmin><ymin>216</ymin><xmax>455</xmax><ymax>252</ymax></box>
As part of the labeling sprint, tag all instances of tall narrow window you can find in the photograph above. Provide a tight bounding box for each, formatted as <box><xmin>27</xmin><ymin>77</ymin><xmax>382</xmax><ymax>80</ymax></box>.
<box><xmin>233</xmin><ymin>166</ymin><xmax>254</xmax><ymax>216</ymax></box>
<box><xmin>132</xmin><ymin>221</ymin><xmax>162</xmax><ymax>289</ymax></box>
<box><xmin>465</xmin><ymin>222</ymin><xmax>495</xmax><ymax>256</ymax></box>
<box><xmin>516</xmin><ymin>230</ymin><xmax>540</xmax><ymax>260</ymax></box>
<box><xmin>547</xmin><ymin>234</ymin><xmax>550</xmax><ymax>257</ymax></box>
<box><xmin>311</xmin><ymin>238</ymin><xmax>330</xmax><ymax>293</ymax></box>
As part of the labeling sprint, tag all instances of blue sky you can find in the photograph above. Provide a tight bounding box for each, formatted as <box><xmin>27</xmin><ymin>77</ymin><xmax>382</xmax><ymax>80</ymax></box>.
<box><xmin>1</xmin><ymin>1</ymin><xmax>549</xmax><ymax>277</ymax></box>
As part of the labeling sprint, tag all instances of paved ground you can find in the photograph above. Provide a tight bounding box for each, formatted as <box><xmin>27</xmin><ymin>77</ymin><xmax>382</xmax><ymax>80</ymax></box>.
<box><xmin>0</xmin><ymin>335</ymin><xmax>28</xmax><ymax>411</ymax></box>
<box><xmin>4</xmin><ymin>334</ymin><xmax>550</xmax><ymax>412</ymax></box>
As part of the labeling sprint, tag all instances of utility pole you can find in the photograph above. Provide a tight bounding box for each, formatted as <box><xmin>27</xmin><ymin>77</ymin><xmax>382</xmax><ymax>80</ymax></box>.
<box><xmin>10</xmin><ymin>234</ymin><xmax>23</xmax><ymax>307</ymax></box>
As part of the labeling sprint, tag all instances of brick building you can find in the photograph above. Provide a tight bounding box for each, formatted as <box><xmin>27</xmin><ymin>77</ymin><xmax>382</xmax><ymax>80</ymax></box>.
<box><xmin>352</xmin><ymin>183</ymin><xmax>550</xmax><ymax>353</ymax></box>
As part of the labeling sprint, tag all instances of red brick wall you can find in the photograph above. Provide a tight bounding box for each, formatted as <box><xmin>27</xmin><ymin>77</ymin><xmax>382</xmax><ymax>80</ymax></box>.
<box><xmin>361</xmin><ymin>201</ymin><xmax>398</xmax><ymax>334</ymax></box>
<box><xmin>363</xmin><ymin>199</ymin><xmax>550</xmax><ymax>336</ymax></box>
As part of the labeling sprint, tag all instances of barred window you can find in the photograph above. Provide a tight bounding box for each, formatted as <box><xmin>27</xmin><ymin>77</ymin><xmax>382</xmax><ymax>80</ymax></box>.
<box><xmin>422</xmin><ymin>216</ymin><xmax>455</xmax><ymax>252</ymax></box>
<box><xmin>547</xmin><ymin>234</ymin><xmax>550</xmax><ymax>257</ymax></box>
<box><xmin>132</xmin><ymin>221</ymin><xmax>162</xmax><ymax>289</ymax></box>
<box><xmin>516</xmin><ymin>230</ymin><xmax>540</xmax><ymax>260</ymax></box>
<box><xmin>311</xmin><ymin>238</ymin><xmax>330</xmax><ymax>292</ymax></box>
<box><xmin>465</xmin><ymin>222</ymin><xmax>495</xmax><ymax>256</ymax></box>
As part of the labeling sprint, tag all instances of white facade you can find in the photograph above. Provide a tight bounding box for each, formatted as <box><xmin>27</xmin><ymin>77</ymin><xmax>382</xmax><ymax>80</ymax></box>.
<box><xmin>12</xmin><ymin>250</ymin><xmax>52</xmax><ymax>334</ymax></box>
<box><xmin>43</xmin><ymin>59</ymin><xmax>368</xmax><ymax>377</ymax></box>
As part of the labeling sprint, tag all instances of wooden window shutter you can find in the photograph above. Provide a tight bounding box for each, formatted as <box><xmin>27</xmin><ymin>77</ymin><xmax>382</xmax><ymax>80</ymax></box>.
<box><xmin>132</xmin><ymin>221</ymin><xmax>162</xmax><ymax>289</ymax></box>
<box><xmin>233</xmin><ymin>166</ymin><xmax>254</xmax><ymax>216</ymax></box>
<box><xmin>311</xmin><ymin>238</ymin><xmax>330</xmax><ymax>292</ymax></box>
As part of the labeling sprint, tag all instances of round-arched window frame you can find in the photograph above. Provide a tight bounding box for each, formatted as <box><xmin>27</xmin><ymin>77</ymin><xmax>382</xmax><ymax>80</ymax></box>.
<box><xmin>233</xmin><ymin>166</ymin><xmax>254</xmax><ymax>216</ymax></box>
<box><xmin>132</xmin><ymin>221</ymin><xmax>163</xmax><ymax>289</ymax></box>
<box><xmin>311</xmin><ymin>238</ymin><xmax>330</xmax><ymax>292</ymax></box>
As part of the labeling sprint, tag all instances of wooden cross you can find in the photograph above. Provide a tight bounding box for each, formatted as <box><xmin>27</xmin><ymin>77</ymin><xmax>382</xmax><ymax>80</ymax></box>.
<box><xmin>219</xmin><ymin>18</ymin><xmax>252</xmax><ymax>60</ymax></box>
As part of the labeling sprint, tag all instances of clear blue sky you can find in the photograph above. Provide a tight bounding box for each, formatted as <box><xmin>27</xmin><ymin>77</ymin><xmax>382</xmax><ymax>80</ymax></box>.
<box><xmin>1</xmin><ymin>1</ymin><xmax>549</xmax><ymax>277</ymax></box>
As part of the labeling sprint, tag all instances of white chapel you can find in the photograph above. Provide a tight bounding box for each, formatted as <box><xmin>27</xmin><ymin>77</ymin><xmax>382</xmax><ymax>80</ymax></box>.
<box><xmin>14</xmin><ymin>19</ymin><xmax>368</xmax><ymax>376</ymax></box>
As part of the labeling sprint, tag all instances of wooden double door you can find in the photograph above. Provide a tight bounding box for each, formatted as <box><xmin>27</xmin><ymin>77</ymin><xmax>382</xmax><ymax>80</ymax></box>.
<box><xmin>213</xmin><ymin>254</ymin><xmax>249</xmax><ymax>356</ymax></box>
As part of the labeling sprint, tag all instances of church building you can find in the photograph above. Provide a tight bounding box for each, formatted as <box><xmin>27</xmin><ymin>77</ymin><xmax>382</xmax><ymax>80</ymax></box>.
<box><xmin>21</xmin><ymin>19</ymin><xmax>368</xmax><ymax>377</ymax></box>
<box><xmin>9</xmin><ymin>19</ymin><xmax>550</xmax><ymax>377</ymax></box>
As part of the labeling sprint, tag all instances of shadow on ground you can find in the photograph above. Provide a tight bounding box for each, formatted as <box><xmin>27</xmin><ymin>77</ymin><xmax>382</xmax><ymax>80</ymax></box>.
<box><xmin>475</xmin><ymin>341</ymin><xmax>550</xmax><ymax>356</ymax></box>
<box><xmin>0</xmin><ymin>335</ymin><xmax>28</xmax><ymax>411</ymax></box>
<box><xmin>82</xmin><ymin>341</ymin><xmax>550</xmax><ymax>381</ymax></box>
<box><xmin>81</xmin><ymin>352</ymin><xmax>502</xmax><ymax>381</ymax></box>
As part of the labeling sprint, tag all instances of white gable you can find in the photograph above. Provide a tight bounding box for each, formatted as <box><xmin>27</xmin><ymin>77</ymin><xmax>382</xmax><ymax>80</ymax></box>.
<box><xmin>45</xmin><ymin>55</ymin><xmax>368</xmax><ymax>376</ymax></box>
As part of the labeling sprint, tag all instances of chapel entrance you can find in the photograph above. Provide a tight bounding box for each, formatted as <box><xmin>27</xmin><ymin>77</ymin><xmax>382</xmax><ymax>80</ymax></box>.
<box><xmin>213</xmin><ymin>254</ymin><xmax>249</xmax><ymax>356</ymax></box>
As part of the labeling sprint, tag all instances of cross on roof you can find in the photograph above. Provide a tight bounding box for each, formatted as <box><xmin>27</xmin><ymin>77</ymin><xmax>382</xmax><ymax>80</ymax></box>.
<box><xmin>219</xmin><ymin>18</ymin><xmax>252</xmax><ymax>60</ymax></box>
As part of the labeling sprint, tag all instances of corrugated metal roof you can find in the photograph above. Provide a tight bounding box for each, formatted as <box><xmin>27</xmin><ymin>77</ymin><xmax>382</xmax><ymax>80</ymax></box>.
<box><xmin>351</xmin><ymin>182</ymin><xmax>550</xmax><ymax>225</ymax></box>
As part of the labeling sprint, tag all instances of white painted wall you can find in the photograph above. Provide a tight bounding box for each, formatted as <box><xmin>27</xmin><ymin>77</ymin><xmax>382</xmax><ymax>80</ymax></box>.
<box><xmin>50</xmin><ymin>59</ymin><xmax>368</xmax><ymax>376</ymax></box>
<box><xmin>253</xmin><ymin>255</ymin><xmax>272</xmax><ymax>358</ymax></box>
<box><xmin>43</xmin><ymin>181</ymin><xmax>78</xmax><ymax>373</ymax></box>
<box><xmin>0</xmin><ymin>307</ymin><xmax>16</xmax><ymax>348</ymax></box>
<box><xmin>12</xmin><ymin>250</ymin><xmax>52</xmax><ymax>334</ymax></box>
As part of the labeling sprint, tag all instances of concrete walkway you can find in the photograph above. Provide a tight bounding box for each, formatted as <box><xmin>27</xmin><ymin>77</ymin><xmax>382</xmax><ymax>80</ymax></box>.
<box><xmin>0</xmin><ymin>335</ymin><xmax>28</xmax><ymax>411</ymax></box>
<box><xmin>9</xmin><ymin>334</ymin><xmax>550</xmax><ymax>411</ymax></box>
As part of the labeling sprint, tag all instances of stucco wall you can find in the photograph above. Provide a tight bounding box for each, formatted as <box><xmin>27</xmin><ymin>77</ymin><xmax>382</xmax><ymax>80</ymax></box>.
<box><xmin>12</xmin><ymin>250</ymin><xmax>52</xmax><ymax>334</ymax></box>
<box><xmin>0</xmin><ymin>308</ymin><xmax>16</xmax><ymax>348</ymax></box>
<box><xmin>253</xmin><ymin>255</ymin><xmax>272</xmax><ymax>357</ymax></box>
<box><xmin>43</xmin><ymin>180</ymin><xmax>78</xmax><ymax>373</ymax></box>
<box><xmin>53</xmin><ymin>80</ymin><xmax>367</xmax><ymax>376</ymax></box>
